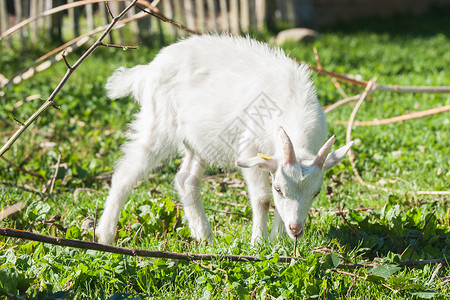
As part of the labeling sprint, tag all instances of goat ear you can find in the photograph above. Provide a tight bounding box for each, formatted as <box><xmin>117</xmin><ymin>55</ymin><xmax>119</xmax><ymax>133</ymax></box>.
<box><xmin>322</xmin><ymin>141</ymin><xmax>354</xmax><ymax>172</ymax></box>
<box><xmin>236</xmin><ymin>156</ymin><xmax>278</xmax><ymax>172</ymax></box>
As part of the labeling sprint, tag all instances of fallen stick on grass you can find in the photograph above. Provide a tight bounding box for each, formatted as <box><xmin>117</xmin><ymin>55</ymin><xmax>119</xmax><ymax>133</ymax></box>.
<box><xmin>0</xmin><ymin>227</ymin><xmax>448</xmax><ymax>268</ymax></box>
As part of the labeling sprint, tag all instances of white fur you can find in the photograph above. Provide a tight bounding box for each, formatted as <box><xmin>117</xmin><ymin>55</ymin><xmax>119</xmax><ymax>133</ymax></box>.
<box><xmin>96</xmin><ymin>34</ymin><xmax>352</xmax><ymax>245</ymax></box>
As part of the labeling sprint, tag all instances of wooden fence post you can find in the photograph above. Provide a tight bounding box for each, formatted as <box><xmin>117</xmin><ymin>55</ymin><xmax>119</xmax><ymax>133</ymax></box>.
<box><xmin>218</xmin><ymin>0</ymin><xmax>229</xmax><ymax>32</ymax></box>
<box><xmin>184</xmin><ymin>0</ymin><xmax>196</xmax><ymax>32</ymax></box>
<box><xmin>163</xmin><ymin>0</ymin><xmax>177</xmax><ymax>37</ymax></box>
<box><xmin>240</xmin><ymin>0</ymin><xmax>250</xmax><ymax>33</ymax></box>
<box><xmin>229</xmin><ymin>0</ymin><xmax>239</xmax><ymax>34</ymax></box>
<box><xmin>195</xmin><ymin>0</ymin><xmax>205</xmax><ymax>32</ymax></box>
<box><xmin>206</xmin><ymin>0</ymin><xmax>217</xmax><ymax>32</ymax></box>
<box><xmin>0</xmin><ymin>0</ymin><xmax>7</xmax><ymax>35</ymax></box>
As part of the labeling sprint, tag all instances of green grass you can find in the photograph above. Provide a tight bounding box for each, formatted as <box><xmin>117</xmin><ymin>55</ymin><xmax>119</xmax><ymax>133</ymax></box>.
<box><xmin>1</xmin><ymin>7</ymin><xmax>450</xmax><ymax>299</ymax></box>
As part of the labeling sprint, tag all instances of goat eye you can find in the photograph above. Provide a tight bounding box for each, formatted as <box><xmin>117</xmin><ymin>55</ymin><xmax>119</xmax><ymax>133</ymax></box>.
<box><xmin>274</xmin><ymin>186</ymin><xmax>283</xmax><ymax>196</ymax></box>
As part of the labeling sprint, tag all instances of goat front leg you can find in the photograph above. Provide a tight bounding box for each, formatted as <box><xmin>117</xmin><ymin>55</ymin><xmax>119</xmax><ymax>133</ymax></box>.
<box><xmin>242</xmin><ymin>168</ymin><xmax>272</xmax><ymax>245</ymax></box>
<box><xmin>174</xmin><ymin>154</ymin><xmax>212</xmax><ymax>243</ymax></box>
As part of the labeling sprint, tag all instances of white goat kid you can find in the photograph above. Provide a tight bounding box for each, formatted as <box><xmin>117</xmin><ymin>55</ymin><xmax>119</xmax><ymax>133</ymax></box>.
<box><xmin>96</xmin><ymin>34</ymin><xmax>353</xmax><ymax>245</ymax></box>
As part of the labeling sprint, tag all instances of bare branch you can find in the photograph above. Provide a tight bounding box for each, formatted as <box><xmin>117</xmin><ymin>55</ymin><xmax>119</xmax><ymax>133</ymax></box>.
<box><xmin>0</xmin><ymin>0</ymin><xmax>141</xmax><ymax>157</ymax></box>
<box><xmin>135</xmin><ymin>3</ymin><xmax>200</xmax><ymax>35</ymax></box>
<box><xmin>100</xmin><ymin>42</ymin><xmax>138</xmax><ymax>49</ymax></box>
<box><xmin>1</xmin><ymin>227</ymin><xmax>448</xmax><ymax>269</ymax></box>
<box><xmin>333</xmin><ymin>269</ymin><xmax>398</xmax><ymax>293</ymax></box>
<box><xmin>407</xmin><ymin>211</ymin><xmax>435</xmax><ymax>261</ymax></box>
<box><xmin>105</xmin><ymin>1</ymin><xmax>114</xmax><ymax>19</ymax></box>
<box><xmin>323</xmin><ymin>94</ymin><xmax>362</xmax><ymax>113</ymax></box>
<box><xmin>61</xmin><ymin>51</ymin><xmax>72</xmax><ymax>70</ymax></box>
<box><xmin>0</xmin><ymin>202</ymin><xmax>26</xmax><ymax>221</ymax></box>
<box><xmin>1</xmin><ymin>156</ymin><xmax>45</xmax><ymax>181</ymax></box>
<box><xmin>49</xmin><ymin>154</ymin><xmax>62</xmax><ymax>194</ymax></box>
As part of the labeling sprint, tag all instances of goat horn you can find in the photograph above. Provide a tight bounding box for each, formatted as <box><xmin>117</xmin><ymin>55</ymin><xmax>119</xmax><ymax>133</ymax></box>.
<box><xmin>279</xmin><ymin>126</ymin><xmax>296</xmax><ymax>165</ymax></box>
<box><xmin>312</xmin><ymin>134</ymin><xmax>336</xmax><ymax>169</ymax></box>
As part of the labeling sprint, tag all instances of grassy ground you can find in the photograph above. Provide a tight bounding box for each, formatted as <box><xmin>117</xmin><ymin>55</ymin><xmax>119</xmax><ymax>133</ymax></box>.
<box><xmin>1</xmin><ymin>7</ymin><xmax>450</xmax><ymax>299</ymax></box>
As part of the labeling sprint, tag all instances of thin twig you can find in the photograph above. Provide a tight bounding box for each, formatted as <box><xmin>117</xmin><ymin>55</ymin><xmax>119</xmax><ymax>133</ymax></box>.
<box><xmin>1</xmin><ymin>156</ymin><xmax>45</xmax><ymax>181</ymax></box>
<box><xmin>61</xmin><ymin>51</ymin><xmax>72</xmax><ymax>70</ymax></box>
<box><xmin>335</xmin><ymin>104</ymin><xmax>450</xmax><ymax>126</ymax></box>
<box><xmin>0</xmin><ymin>181</ymin><xmax>43</xmax><ymax>195</ymax></box>
<box><xmin>0</xmin><ymin>0</ymin><xmax>140</xmax><ymax>157</ymax></box>
<box><xmin>293</xmin><ymin>236</ymin><xmax>298</xmax><ymax>258</ymax></box>
<box><xmin>333</xmin><ymin>269</ymin><xmax>398</xmax><ymax>293</ymax></box>
<box><xmin>210</xmin><ymin>199</ymin><xmax>248</xmax><ymax>208</ymax></box>
<box><xmin>323</xmin><ymin>94</ymin><xmax>362</xmax><ymax>113</ymax></box>
<box><xmin>341</xmin><ymin>213</ymin><xmax>363</xmax><ymax>239</ymax></box>
<box><xmin>100</xmin><ymin>42</ymin><xmax>138</xmax><ymax>49</ymax></box>
<box><xmin>407</xmin><ymin>211</ymin><xmax>435</xmax><ymax>261</ymax></box>
<box><xmin>135</xmin><ymin>3</ymin><xmax>200</xmax><ymax>35</ymax></box>
<box><xmin>205</xmin><ymin>208</ymin><xmax>245</xmax><ymax>216</ymax></box>
<box><xmin>93</xmin><ymin>208</ymin><xmax>98</xmax><ymax>243</ymax></box>
<box><xmin>313</xmin><ymin>47</ymin><xmax>323</xmax><ymax>69</ymax></box>
<box><xmin>327</xmin><ymin>207</ymin><xmax>374</xmax><ymax>216</ymax></box>
<box><xmin>313</xmin><ymin>47</ymin><xmax>348</xmax><ymax>98</ymax></box>
<box><xmin>346</xmin><ymin>269</ymin><xmax>358</xmax><ymax>298</ymax></box>
<box><xmin>49</xmin><ymin>154</ymin><xmax>62</xmax><ymax>194</ymax></box>
<box><xmin>105</xmin><ymin>1</ymin><xmax>114</xmax><ymax>18</ymax></box>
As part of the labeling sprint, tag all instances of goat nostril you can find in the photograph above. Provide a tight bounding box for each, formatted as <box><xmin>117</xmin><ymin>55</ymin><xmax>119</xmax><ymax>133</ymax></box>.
<box><xmin>289</xmin><ymin>224</ymin><xmax>302</xmax><ymax>234</ymax></box>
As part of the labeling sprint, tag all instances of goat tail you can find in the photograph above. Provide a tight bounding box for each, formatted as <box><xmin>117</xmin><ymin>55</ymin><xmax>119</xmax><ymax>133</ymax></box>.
<box><xmin>106</xmin><ymin>66</ymin><xmax>145</xmax><ymax>101</ymax></box>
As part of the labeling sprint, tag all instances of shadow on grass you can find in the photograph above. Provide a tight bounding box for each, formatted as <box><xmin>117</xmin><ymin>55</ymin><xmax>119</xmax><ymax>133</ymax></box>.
<box><xmin>320</xmin><ymin>5</ymin><xmax>450</xmax><ymax>38</ymax></box>
<box><xmin>327</xmin><ymin>198</ymin><xmax>450</xmax><ymax>262</ymax></box>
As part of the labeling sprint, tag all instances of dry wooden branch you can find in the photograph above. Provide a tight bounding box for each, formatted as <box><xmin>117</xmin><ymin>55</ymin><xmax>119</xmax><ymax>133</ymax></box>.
<box><xmin>0</xmin><ymin>226</ymin><xmax>302</xmax><ymax>263</ymax></box>
<box><xmin>0</xmin><ymin>202</ymin><xmax>26</xmax><ymax>221</ymax></box>
<box><xmin>333</xmin><ymin>269</ymin><xmax>398</xmax><ymax>293</ymax></box>
<box><xmin>49</xmin><ymin>154</ymin><xmax>62</xmax><ymax>194</ymax></box>
<box><xmin>100</xmin><ymin>42</ymin><xmax>138</xmax><ymax>49</ymax></box>
<box><xmin>135</xmin><ymin>2</ymin><xmax>200</xmax><ymax>35</ymax></box>
<box><xmin>293</xmin><ymin>236</ymin><xmax>298</xmax><ymax>258</ymax></box>
<box><xmin>323</xmin><ymin>94</ymin><xmax>362</xmax><ymax>113</ymax></box>
<box><xmin>1</xmin><ymin>156</ymin><xmax>45</xmax><ymax>181</ymax></box>
<box><xmin>0</xmin><ymin>0</ymin><xmax>140</xmax><ymax>157</ymax></box>
<box><xmin>1</xmin><ymin>227</ymin><xmax>448</xmax><ymax>269</ymax></box>
<box><xmin>335</xmin><ymin>105</ymin><xmax>450</xmax><ymax>126</ymax></box>
<box><xmin>313</xmin><ymin>47</ymin><xmax>348</xmax><ymax>99</ymax></box>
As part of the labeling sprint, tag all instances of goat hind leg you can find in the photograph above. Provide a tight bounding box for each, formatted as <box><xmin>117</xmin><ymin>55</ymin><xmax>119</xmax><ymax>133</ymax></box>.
<box><xmin>174</xmin><ymin>154</ymin><xmax>211</xmax><ymax>243</ymax></box>
<box><xmin>96</xmin><ymin>138</ymin><xmax>171</xmax><ymax>244</ymax></box>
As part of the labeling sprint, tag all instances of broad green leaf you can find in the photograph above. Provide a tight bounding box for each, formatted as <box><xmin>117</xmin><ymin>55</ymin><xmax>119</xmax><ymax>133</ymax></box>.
<box><xmin>368</xmin><ymin>264</ymin><xmax>401</xmax><ymax>279</ymax></box>
<box><xmin>65</xmin><ymin>226</ymin><xmax>82</xmax><ymax>239</ymax></box>
<box><xmin>410</xmin><ymin>289</ymin><xmax>438</xmax><ymax>299</ymax></box>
